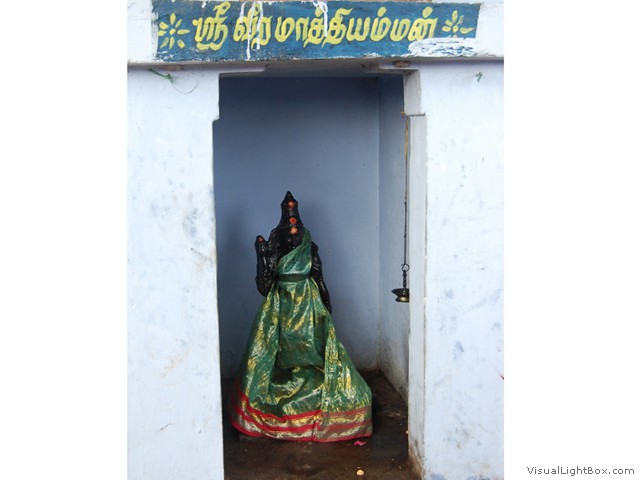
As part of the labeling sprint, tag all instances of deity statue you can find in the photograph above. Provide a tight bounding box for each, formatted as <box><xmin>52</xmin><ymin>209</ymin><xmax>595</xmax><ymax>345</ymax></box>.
<box><xmin>228</xmin><ymin>191</ymin><xmax>373</xmax><ymax>442</ymax></box>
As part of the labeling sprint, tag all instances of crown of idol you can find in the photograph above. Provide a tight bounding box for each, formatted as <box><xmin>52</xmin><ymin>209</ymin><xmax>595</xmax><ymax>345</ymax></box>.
<box><xmin>280</xmin><ymin>191</ymin><xmax>304</xmax><ymax>235</ymax></box>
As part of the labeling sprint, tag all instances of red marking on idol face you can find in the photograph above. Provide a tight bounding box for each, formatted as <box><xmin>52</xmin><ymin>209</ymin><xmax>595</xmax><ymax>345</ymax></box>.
<box><xmin>289</xmin><ymin>217</ymin><xmax>297</xmax><ymax>225</ymax></box>
<box><xmin>287</xmin><ymin>200</ymin><xmax>295</xmax><ymax>209</ymax></box>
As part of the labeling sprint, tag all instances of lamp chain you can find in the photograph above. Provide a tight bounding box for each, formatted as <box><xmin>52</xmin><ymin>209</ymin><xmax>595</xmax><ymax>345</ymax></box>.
<box><xmin>401</xmin><ymin>115</ymin><xmax>410</xmax><ymax>287</ymax></box>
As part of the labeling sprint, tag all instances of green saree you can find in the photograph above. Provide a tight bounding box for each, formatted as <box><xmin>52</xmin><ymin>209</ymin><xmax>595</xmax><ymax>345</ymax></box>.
<box><xmin>228</xmin><ymin>229</ymin><xmax>373</xmax><ymax>442</ymax></box>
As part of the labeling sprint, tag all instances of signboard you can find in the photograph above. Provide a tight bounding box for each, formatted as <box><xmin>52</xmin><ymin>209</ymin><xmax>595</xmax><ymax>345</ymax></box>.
<box><xmin>152</xmin><ymin>1</ymin><xmax>481</xmax><ymax>62</ymax></box>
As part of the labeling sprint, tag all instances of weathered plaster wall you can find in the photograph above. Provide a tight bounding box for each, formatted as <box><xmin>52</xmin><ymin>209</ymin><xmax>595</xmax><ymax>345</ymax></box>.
<box><xmin>419</xmin><ymin>61</ymin><xmax>504</xmax><ymax>480</ymax></box>
<box><xmin>127</xmin><ymin>68</ymin><xmax>225</xmax><ymax>480</ymax></box>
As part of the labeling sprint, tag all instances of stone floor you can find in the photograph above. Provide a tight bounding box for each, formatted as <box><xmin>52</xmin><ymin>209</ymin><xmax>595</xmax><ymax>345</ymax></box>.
<box><xmin>221</xmin><ymin>370</ymin><xmax>420</xmax><ymax>480</ymax></box>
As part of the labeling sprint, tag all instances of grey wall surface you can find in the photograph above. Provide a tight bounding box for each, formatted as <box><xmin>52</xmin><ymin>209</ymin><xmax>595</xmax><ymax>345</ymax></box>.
<box><xmin>214</xmin><ymin>76</ymin><xmax>406</xmax><ymax>377</ymax></box>
<box><xmin>377</xmin><ymin>76</ymin><xmax>411</xmax><ymax>400</ymax></box>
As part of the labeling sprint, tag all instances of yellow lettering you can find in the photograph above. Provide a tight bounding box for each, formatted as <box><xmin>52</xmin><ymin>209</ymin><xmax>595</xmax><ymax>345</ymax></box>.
<box><xmin>390</xmin><ymin>18</ymin><xmax>411</xmax><ymax>42</ymax></box>
<box><xmin>192</xmin><ymin>1</ymin><xmax>230</xmax><ymax>51</ymax></box>
<box><xmin>232</xmin><ymin>3</ymin><xmax>272</xmax><ymax>49</ymax></box>
<box><xmin>220</xmin><ymin>2</ymin><xmax>446</xmax><ymax>52</ymax></box>
<box><xmin>304</xmin><ymin>11</ymin><xmax>325</xmax><ymax>47</ymax></box>
<box><xmin>295</xmin><ymin>18</ymin><xmax>309</xmax><ymax>42</ymax></box>
<box><xmin>346</xmin><ymin>17</ymin><xmax>370</xmax><ymax>42</ymax></box>
<box><xmin>233</xmin><ymin>15</ymin><xmax>249</xmax><ymax>42</ymax></box>
<box><xmin>252</xmin><ymin>16</ymin><xmax>272</xmax><ymax>48</ymax></box>
<box><xmin>370</xmin><ymin>7</ymin><xmax>391</xmax><ymax>42</ymax></box>
<box><xmin>323</xmin><ymin>8</ymin><xmax>351</xmax><ymax>46</ymax></box>
<box><xmin>275</xmin><ymin>17</ymin><xmax>295</xmax><ymax>42</ymax></box>
<box><xmin>408</xmin><ymin>7</ymin><xmax>438</xmax><ymax>41</ymax></box>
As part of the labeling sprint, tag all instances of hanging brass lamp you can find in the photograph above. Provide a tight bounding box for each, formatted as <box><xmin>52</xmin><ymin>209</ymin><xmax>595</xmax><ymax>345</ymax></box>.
<box><xmin>392</xmin><ymin>116</ymin><xmax>410</xmax><ymax>303</ymax></box>
<box><xmin>392</xmin><ymin>264</ymin><xmax>410</xmax><ymax>302</ymax></box>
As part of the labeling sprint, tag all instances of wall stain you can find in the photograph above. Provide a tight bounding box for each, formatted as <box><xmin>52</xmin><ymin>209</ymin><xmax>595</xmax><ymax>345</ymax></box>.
<box><xmin>429</xmin><ymin>474</ymin><xmax>447</xmax><ymax>480</ymax></box>
<box><xmin>182</xmin><ymin>207</ymin><xmax>200</xmax><ymax>239</ymax></box>
<box><xmin>490</xmin><ymin>288</ymin><xmax>502</xmax><ymax>305</ymax></box>
<box><xmin>453</xmin><ymin>341</ymin><xmax>465</xmax><ymax>360</ymax></box>
<box><xmin>161</xmin><ymin>348</ymin><xmax>191</xmax><ymax>377</ymax></box>
<box><xmin>190</xmin><ymin>247</ymin><xmax>212</xmax><ymax>272</ymax></box>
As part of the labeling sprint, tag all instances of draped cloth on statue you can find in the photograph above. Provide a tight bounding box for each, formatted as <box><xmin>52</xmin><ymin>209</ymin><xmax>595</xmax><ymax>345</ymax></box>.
<box><xmin>228</xmin><ymin>229</ymin><xmax>373</xmax><ymax>442</ymax></box>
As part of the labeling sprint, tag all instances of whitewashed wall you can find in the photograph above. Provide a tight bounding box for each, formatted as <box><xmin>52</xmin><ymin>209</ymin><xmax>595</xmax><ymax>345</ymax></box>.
<box><xmin>128</xmin><ymin>69</ymin><xmax>224</xmax><ymax>480</ymax></box>
<box><xmin>418</xmin><ymin>61</ymin><xmax>504</xmax><ymax>480</ymax></box>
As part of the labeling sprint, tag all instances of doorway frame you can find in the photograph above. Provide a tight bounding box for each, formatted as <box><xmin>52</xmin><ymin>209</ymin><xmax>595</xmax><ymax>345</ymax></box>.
<box><xmin>209</xmin><ymin>65</ymin><xmax>428</xmax><ymax>477</ymax></box>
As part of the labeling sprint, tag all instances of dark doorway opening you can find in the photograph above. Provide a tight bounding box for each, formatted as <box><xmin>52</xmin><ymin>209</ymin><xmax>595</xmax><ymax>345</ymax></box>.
<box><xmin>213</xmin><ymin>72</ymin><xmax>415</xmax><ymax>478</ymax></box>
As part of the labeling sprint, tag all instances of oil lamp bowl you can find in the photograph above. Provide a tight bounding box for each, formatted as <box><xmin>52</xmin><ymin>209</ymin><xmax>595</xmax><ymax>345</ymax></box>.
<box><xmin>391</xmin><ymin>287</ymin><xmax>410</xmax><ymax>303</ymax></box>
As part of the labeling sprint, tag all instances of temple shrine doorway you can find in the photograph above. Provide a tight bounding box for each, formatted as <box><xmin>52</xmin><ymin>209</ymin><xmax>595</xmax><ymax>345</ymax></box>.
<box><xmin>212</xmin><ymin>66</ymin><xmax>426</xmax><ymax>475</ymax></box>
